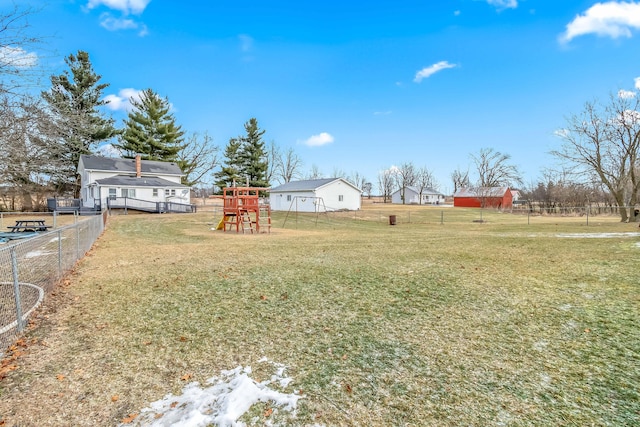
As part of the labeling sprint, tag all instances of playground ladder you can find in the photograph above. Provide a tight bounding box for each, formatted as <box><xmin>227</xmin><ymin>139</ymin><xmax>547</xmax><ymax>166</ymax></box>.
<box><xmin>240</xmin><ymin>210</ymin><xmax>254</xmax><ymax>234</ymax></box>
<box><xmin>259</xmin><ymin>206</ymin><xmax>271</xmax><ymax>233</ymax></box>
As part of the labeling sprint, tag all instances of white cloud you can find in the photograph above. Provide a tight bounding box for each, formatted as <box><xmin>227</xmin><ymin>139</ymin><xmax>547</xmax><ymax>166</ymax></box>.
<box><xmin>104</xmin><ymin>88</ymin><xmax>143</xmax><ymax>111</ymax></box>
<box><xmin>487</xmin><ymin>0</ymin><xmax>518</xmax><ymax>10</ymax></box>
<box><xmin>239</xmin><ymin>34</ymin><xmax>254</xmax><ymax>52</ymax></box>
<box><xmin>618</xmin><ymin>89</ymin><xmax>636</xmax><ymax>98</ymax></box>
<box><xmin>635</xmin><ymin>76</ymin><xmax>640</xmax><ymax>89</ymax></box>
<box><xmin>96</xmin><ymin>143</ymin><xmax>121</xmax><ymax>157</ymax></box>
<box><xmin>414</xmin><ymin>61</ymin><xmax>457</xmax><ymax>83</ymax></box>
<box><xmin>0</xmin><ymin>46</ymin><xmax>38</xmax><ymax>68</ymax></box>
<box><xmin>560</xmin><ymin>1</ymin><xmax>640</xmax><ymax>43</ymax></box>
<box><xmin>86</xmin><ymin>0</ymin><xmax>151</xmax><ymax>15</ymax></box>
<box><xmin>99</xmin><ymin>12</ymin><xmax>148</xmax><ymax>35</ymax></box>
<box><xmin>302</xmin><ymin>132</ymin><xmax>334</xmax><ymax>147</ymax></box>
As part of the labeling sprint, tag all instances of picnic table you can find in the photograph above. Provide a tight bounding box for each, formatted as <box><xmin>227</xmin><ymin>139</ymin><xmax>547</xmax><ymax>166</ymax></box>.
<box><xmin>7</xmin><ymin>220</ymin><xmax>52</xmax><ymax>232</ymax></box>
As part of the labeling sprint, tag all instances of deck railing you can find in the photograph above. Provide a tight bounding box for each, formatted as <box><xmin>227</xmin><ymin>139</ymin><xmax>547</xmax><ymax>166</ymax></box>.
<box><xmin>107</xmin><ymin>197</ymin><xmax>196</xmax><ymax>213</ymax></box>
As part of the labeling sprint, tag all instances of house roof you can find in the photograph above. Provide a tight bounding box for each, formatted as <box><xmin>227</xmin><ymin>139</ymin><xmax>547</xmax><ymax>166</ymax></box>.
<box><xmin>392</xmin><ymin>186</ymin><xmax>444</xmax><ymax>196</ymax></box>
<box><xmin>453</xmin><ymin>187</ymin><xmax>511</xmax><ymax>198</ymax></box>
<box><xmin>270</xmin><ymin>178</ymin><xmax>362</xmax><ymax>193</ymax></box>
<box><xmin>79</xmin><ymin>154</ymin><xmax>183</xmax><ymax>176</ymax></box>
<box><xmin>94</xmin><ymin>176</ymin><xmax>189</xmax><ymax>188</ymax></box>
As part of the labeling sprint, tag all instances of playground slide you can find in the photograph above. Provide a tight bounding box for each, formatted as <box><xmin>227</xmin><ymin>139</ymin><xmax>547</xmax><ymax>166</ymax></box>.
<box><xmin>216</xmin><ymin>216</ymin><xmax>229</xmax><ymax>230</ymax></box>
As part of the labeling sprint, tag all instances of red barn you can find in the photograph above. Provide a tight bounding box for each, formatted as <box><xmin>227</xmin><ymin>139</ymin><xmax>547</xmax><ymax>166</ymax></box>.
<box><xmin>453</xmin><ymin>187</ymin><xmax>513</xmax><ymax>209</ymax></box>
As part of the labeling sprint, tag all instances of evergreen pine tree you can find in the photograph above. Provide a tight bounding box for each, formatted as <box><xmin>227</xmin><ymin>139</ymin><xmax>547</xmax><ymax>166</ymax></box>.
<box><xmin>214</xmin><ymin>137</ymin><xmax>243</xmax><ymax>191</ymax></box>
<box><xmin>237</xmin><ymin>118</ymin><xmax>269</xmax><ymax>188</ymax></box>
<box><xmin>41</xmin><ymin>50</ymin><xmax>116</xmax><ymax>195</ymax></box>
<box><xmin>116</xmin><ymin>88</ymin><xmax>184</xmax><ymax>161</ymax></box>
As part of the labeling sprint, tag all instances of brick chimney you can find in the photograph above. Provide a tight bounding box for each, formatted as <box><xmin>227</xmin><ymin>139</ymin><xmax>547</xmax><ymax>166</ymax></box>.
<box><xmin>135</xmin><ymin>155</ymin><xmax>141</xmax><ymax>178</ymax></box>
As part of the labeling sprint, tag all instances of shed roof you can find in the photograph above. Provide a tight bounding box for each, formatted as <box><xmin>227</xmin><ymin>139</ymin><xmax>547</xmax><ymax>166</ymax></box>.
<box><xmin>453</xmin><ymin>187</ymin><xmax>511</xmax><ymax>198</ymax></box>
<box><xmin>79</xmin><ymin>154</ymin><xmax>183</xmax><ymax>176</ymax></box>
<box><xmin>392</xmin><ymin>186</ymin><xmax>444</xmax><ymax>196</ymax></box>
<box><xmin>271</xmin><ymin>178</ymin><xmax>361</xmax><ymax>193</ymax></box>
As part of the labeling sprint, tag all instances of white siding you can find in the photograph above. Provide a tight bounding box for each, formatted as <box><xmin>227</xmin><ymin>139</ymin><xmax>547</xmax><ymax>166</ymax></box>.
<box><xmin>316</xmin><ymin>181</ymin><xmax>361</xmax><ymax>211</ymax></box>
<box><xmin>269</xmin><ymin>180</ymin><xmax>361</xmax><ymax>212</ymax></box>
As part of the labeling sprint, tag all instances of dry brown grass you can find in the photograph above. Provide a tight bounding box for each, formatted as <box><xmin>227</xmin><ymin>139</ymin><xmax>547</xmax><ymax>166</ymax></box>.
<box><xmin>0</xmin><ymin>207</ymin><xmax>638</xmax><ymax>426</ymax></box>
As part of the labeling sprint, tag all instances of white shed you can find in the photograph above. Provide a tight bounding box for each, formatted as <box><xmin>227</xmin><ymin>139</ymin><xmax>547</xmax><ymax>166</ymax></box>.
<box><xmin>269</xmin><ymin>178</ymin><xmax>362</xmax><ymax>212</ymax></box>
<box><xmin>391</xmin><ymin>186</ymin><xmax>445</xmax><ymax>205</ymax></box>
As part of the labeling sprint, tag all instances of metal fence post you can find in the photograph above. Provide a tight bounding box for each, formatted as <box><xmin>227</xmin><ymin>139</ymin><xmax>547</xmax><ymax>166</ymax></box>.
<box><xmin>586</xmin><ymin>206</ymin><xmax>589</xmax><ymax>226</ymax></box>
<box><xmin>10</xmin><ymin>247</ymin><xmax>24</xmax><ymax>333</ymax></box>
<box><xmin>76</xmin><ymin>224</ymin><xmax>81</xmax><ymax>260</ymax></box>
<box><xmin>58</xmin><ymin>229</ymin><xmax>63</xmax><ymax>277</ymax></box>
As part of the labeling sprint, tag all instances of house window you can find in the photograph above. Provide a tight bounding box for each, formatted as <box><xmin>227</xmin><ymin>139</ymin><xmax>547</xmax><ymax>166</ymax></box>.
<box><xmin>121</xmin><ymin>188</ymin><xmax>135</xmax><ymax>198</ymax></box>
<box><xmin>286</xmin><ymin>195</ymin><xmax>292</xmax><ymax>202</ymax></box>
<box><xmin>108</xmin><ymin>188</ymin><xmax>116</xmax><ymax>200</ymax></box>
<box><xmin>153</xmin><ymin>188</ymin><xmax>158</xmax><ymax>197</ymax></box>
<box><xmin>165</xmin><ymin>189</ymin><xmax>176</xmax><ymax>197</ymax></box>
<box><xmin>338</xmin><ymin>195</ymin><xmax>344</xmax><ymax>202</ymax></box>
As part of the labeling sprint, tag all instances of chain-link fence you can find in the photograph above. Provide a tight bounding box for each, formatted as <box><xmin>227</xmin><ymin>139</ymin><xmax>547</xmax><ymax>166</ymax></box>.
<box><xmin>0</xmin><ymin>212</ymin><xmax>107</xmax><ymax>352</ymax></box>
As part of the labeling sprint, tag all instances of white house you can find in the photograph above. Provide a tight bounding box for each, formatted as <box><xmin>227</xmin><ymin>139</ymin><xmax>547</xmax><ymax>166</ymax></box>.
<box><xmin>78</xmin><ymin>154</ymin><xmax>190</xmax><ymax>211</ymax></box>
<box><xmin>391</xmin><ymin>186</ymin><xmax>445</xmax><ymax>205</ymax></box>
<box><xmin>269</xmin><ymin>178</ymin><xmax>362</xmax><ymax>212</ymax></box>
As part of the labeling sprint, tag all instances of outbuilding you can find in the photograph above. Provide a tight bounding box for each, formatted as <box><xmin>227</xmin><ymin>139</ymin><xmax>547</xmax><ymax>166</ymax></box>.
<box><xmin>269</xmin><ymin>178</ymin><xmax>362</xmax><ymax>212</ymax></box>
<box><xmin>391</xmin><ymin>186</ymin><xmax>446</xmax><ymax>205</ymax></box>
<box><xmin>453</xmin><ymin>187</ymin><xmax>513</xmax><ymax>209</ymax></box>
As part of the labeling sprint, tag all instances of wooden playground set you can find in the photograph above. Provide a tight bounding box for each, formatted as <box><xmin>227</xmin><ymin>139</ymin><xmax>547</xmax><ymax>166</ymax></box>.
<box><xmin>216</xmin><ymin>187</ymin><xmax>271</xmax><ymax>233</ymax></box>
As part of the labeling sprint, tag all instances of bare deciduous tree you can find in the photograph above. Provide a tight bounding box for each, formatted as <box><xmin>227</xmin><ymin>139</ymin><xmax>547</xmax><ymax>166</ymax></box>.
<box><xmin>471</xmin><ymin>147</ymin><xmax>521</xmax><ymax>188</ymax></box>
<box><xmin>347</xmin><ymin>171</ymin><xmax>367</xmax><ymax>190</ymax></box>
<box><xmin>415</xmin><ymin>166</ymin><xmax>437</xmax><ymax>205</ymax></box>
<box><xmin>451</xmin><ymin>167</ymin><xmax>470</xmax><ymax>194</ymax></box>
<box><xmin>377</xmin><ymin>168</ymin><xmax>395</xmax><ymax>203</ymax></box>
<box><xmin>394</xmin><ymin>162</ymin><xmax>417</xmax><ymax>204</ymax></box>
<box><xmin>362</xmin><ymin>181</ymin><xmax>373</xmax><ymax>198</ymax></box>
<box><xmin>177</xmin><ymin>132</ymin><xmax>219</xmax><ymax>187</ymax></box>
<box><xmin>273</xmin><ymin>146</ymin><xmax>303</xmax><ymax>184</ymax></box>
<box><xmin>0</xmin><ymin>96</ymin><xmax>54</xmax><ymax>210</ymax></box>
<box><xmin>0</xmin><ymin>5</ymin><xmax>44</xmax><ymax>100</ymax></box>
<box><xmin>306</xmin><ymin>164</ymin><xmax>323</xmax><ymax>180</ymax></box>
<box><xmin>553</xmin><ymin>94</ymin><xmax>640</xmax><ymax>222</ymax></box>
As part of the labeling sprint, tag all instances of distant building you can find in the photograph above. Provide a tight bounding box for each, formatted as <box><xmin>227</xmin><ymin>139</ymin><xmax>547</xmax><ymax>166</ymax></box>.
<box><xmin>391</xmin><ymin>186</ymin><xmax>446</xmax><ymax>205</ymax></box>
<box><xmin>269</xmin><ymin>178</ymin><xmax>362</xmax><ymax>212</ymax></box>
<box><xmin>453</xmin><ymin>187</ymin><xmax>513</xmax><ymax>209</ymax></box>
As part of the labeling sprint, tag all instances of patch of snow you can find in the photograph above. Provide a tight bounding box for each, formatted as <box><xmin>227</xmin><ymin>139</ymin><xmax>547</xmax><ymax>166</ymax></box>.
<box><xmin>127</xmin><ymin>361</ymin><xmax>302</xmax><ymax>427</ymax></box>
<box><xmin>539</xmin><ymin>373</ymin><xmax>551</xmax><ymax>388</ymax></box>
<box><xmin>555</xmin><ymin>232</ymin><xmax>640</xmax><ymax>238</ymax></box>
<box><xmin>532</xmin><ymin>340</ymin><xmax>548</xmax><ymax>352</ymax></box>
<box><xmin>24</xmin><ymin>250</ymin><xmax>47</xmax><ymax>258</ymax></box>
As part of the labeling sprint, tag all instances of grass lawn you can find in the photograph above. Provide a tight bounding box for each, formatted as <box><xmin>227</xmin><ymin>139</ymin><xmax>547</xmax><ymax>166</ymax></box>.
<box><xmin>0</xmin><ymin>206</ymin><xmax>639</xmax><ymax>426</ymax></box>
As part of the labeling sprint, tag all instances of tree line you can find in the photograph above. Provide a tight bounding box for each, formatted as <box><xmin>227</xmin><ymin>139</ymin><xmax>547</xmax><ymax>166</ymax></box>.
<box><xmin>1</xmin><ymin>6</ymin><xmax>639</xmax><ymax>221</ymax></box>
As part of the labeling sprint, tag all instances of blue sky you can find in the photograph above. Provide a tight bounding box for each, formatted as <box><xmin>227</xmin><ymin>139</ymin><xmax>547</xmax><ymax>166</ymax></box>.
<box><xmin>14</xmin><ymin>0</ymin><xmax>640</xmax><ymax>193</ymax></box>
